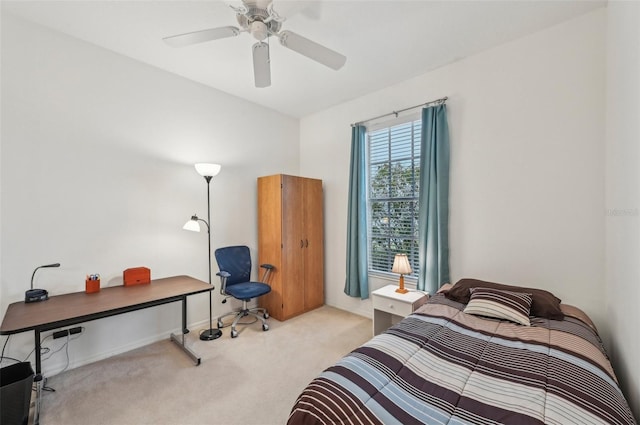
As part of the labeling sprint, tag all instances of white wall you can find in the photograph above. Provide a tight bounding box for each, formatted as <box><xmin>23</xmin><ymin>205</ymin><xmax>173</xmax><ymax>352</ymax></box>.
<box><xmin>0</xmin><ymin>13</ymin><xmax>299</xmax><ymax>374</ymax></box>
<box><xmin>605</xmin><ymin>1</ymin><xmax>640</xmax><ymax>418</ymax></box>
<box><xmin>302</xmin><ymin>5</ymin><xmax>640</xmax><ymax>415</ymax></box>
<box><xmin>301</xmin><ymin>9</ymin><xmax>607</xmax><ymax>327</ymax></box>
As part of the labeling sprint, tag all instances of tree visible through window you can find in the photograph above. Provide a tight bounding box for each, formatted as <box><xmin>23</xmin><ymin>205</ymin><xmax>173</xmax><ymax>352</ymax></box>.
<box><xmin>367</xmin><ymin>118</ymin><xmax>421</xmax><ymax>278</ymax></box>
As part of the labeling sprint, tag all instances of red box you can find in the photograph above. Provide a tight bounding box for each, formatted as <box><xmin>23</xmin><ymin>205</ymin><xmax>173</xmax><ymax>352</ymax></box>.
<box><xmin>123</xmin><ymin>267</ymin><xmax>151</xmax><ymax>286</ymax></box>
<box><xmin>86</xmin><ymin>278</ymin><xmax>100</xmax><ymax>294</ymax></box>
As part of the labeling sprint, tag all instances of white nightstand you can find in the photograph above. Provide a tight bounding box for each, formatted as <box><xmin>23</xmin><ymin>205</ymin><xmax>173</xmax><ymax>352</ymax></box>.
<box><xmin>372</xmin><ymin>284</ymin><xmax>429</xmax><ymax>336</ymax></box>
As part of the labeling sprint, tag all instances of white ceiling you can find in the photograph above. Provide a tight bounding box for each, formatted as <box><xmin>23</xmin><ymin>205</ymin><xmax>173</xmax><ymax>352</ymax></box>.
<box><xmin>2</xmin><ymin>0</ymin><xmax>605</xmax><ymax>118</ymax></box>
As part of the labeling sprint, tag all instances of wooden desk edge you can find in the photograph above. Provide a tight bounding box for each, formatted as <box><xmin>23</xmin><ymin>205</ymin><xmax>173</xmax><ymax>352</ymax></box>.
<box><xmin>0</xmin><ymin>275</ymin><xmax>211</xmax><ymax>334</ymax></box>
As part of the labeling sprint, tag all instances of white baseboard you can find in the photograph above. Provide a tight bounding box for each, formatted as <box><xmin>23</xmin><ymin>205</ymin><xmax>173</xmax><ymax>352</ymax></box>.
<box><xmin>43</xmin><ymin>318</ymin><xmax>211</xmax><ymax>377</ymax></box>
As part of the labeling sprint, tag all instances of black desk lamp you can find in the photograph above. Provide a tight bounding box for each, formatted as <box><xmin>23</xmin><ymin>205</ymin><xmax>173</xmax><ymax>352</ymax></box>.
<box><xmin>183</xmin><ymin>163</ymin><xmax>222</xmax><ymax>341</ymax></box>
<box><xmin>25</xmin><ymin>263</ymin><xmax>60</xmax><ymax>303</ymax></box>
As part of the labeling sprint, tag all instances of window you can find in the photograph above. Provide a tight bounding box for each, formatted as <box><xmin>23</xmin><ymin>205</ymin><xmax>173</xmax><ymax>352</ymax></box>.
<box><xmin>367</xmin><ymin>117</ymin><xmax>421</xmax><ymax>278</ymax></box>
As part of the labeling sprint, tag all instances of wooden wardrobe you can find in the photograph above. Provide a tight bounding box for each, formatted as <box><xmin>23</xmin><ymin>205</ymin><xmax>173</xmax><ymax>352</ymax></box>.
<box><xmin>257</xmin><ymin>174</ymin><xmax>324</xmax><ymax>321</ymax></box>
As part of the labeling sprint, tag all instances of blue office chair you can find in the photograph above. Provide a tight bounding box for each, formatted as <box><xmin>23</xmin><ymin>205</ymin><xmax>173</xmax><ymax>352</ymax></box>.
<box><xmin>215</xmin><ymin>245</ymin><xmax>273</xmax><ymax>338</ymax></box>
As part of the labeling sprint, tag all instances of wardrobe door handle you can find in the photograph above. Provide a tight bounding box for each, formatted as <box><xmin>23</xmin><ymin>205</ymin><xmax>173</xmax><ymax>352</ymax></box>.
<box><xmin>300</xmin><ymin>240</ymin><xmax>304</xmax><ymax>248</ymax></box>
<box><xmin>305</xmin><ymin>239</ymin><xmax>309</xmax><ymax>248</ymax></box>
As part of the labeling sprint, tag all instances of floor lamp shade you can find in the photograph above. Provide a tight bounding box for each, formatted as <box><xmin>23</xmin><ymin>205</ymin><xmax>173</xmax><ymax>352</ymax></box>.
<box><xmin>183</xmin><ymin>216</ymin><xmax>201</xmax><ymax>232</ymax></box>
<box><xmin>195</xmin><ymin>163</ymin><xmax>221</xmax><ymax>178</ymax></box>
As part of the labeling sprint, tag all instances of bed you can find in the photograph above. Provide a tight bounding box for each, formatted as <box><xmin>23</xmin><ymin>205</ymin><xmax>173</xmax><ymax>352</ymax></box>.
<box><xmin>288</xmin><ymin>280</ymin><xmax>637</xmax><ymax>425</ymax></box>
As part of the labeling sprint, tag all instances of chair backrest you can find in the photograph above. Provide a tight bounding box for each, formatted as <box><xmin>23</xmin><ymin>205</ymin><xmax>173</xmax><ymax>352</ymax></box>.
<box><xmin>214</xmin><ymin>245</ymin><xmax>252</xmax><ymax>286</ymax></box>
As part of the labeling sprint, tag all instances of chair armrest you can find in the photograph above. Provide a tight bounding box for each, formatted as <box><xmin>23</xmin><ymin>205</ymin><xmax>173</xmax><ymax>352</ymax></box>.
<box><xmin>259</xmin><ymin>264</ymin><xmax>274</xmax><ymax>283</ymax></box>
<box><xmin>216</xmin><ymin>271</ymin><xmax>231</xmax><ymax>295</ymax></box>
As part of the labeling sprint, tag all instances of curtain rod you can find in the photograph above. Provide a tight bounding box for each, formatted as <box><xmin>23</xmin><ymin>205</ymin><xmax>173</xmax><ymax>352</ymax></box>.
<box><xmin>350</xmin><ymin>96</ymin><xmax>448</xmax><ymax>127</ymax></box>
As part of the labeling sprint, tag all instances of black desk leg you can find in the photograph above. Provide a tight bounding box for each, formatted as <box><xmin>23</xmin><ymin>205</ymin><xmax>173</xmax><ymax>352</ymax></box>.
<box><xmin>182</xmin><ymin>294</ymin><xmax>189</xmax><ymax>335</ymax></box>
<box><xmin>34</xmin><ymin>328</ymin><xmax>43</xmax><ymax>425</ymax></box>
<box><xmin>169</xmin><ymin>296</ymin><xmax>201</xmax><ymax>365</ymax></box>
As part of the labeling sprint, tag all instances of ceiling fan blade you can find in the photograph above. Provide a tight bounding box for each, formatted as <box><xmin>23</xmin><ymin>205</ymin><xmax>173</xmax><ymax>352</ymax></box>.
<box><xmin>163</xmin><ymin>26</ymin><xmax>240</xmax><ymax>47</ymax></box>
<box><xmin>253</xmin><ymin>42</ymin><xmax>271</xmax><ymax>88</ymax></box>
<box><xmin>278</xmin><ymin>30</ymin><xmax>346</xmax><ymax>70</ymax></box>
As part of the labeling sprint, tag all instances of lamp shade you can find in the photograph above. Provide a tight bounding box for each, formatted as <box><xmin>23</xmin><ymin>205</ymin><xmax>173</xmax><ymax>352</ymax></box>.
<box><xmin>392</xmin><ymin>253</ymin><xmax>412</xmax><ymax>275</ymax></box>
<box><xmin>183</xmin><ymin>219</ymin><xmax>201</xmax><ymax>232</ymax></box>
<box><xmin>194</xmin><ymin>163</ymin><xmax>221</xmax><ymax>178</ymax></box>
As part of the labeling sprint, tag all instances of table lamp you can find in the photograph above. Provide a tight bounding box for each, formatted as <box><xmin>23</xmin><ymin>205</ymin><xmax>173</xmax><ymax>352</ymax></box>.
<box><xmin>392</xmin><ymin>254</ymin><xmax>412</xmax><ymax>294</ymax></box>
<box><xmin>25</xmin><ymin>263</ymin><xmax>60</xmax><ymax>303</ymax></box>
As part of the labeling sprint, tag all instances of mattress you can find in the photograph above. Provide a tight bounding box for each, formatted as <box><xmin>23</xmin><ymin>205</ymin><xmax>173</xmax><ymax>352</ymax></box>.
<box><xmin>288</xmin><ymin>294</ymin><xmax>637</xmax><ymax>425</ymax></box>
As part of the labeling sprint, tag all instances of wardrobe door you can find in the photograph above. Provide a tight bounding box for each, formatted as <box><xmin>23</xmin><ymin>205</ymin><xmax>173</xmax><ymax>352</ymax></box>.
<box><xmin>303</xmin><ymin>178</ymin><xmax>324</xmax><ymax>311</ymax></box>
<box><xmin>281</xmin><ymin>175</ymin><xmax>305</xmax><ymax>319</ymax></box>
<box><xmin>257</xmin><ymin>175</ymin><xmax>284</xmax><ymax>319</ymax></box>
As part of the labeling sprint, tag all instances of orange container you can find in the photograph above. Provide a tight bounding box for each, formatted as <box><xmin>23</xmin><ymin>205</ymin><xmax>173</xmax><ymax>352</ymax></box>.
<box><xmin>123</xmin><ymin>267</ymin><xmax>151</xmax><ymax>286</ymax></box>
<box><xmin>86</xmin><ymin>278</ymin><xmax>100</xmax><ymax>294</ymax></box>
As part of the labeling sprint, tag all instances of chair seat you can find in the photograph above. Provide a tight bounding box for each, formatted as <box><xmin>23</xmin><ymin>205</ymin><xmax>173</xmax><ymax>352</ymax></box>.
<box><xmin>225</xmin><ymin>282</ymin><xmax>271</xmax><ymax>301</ymax></box>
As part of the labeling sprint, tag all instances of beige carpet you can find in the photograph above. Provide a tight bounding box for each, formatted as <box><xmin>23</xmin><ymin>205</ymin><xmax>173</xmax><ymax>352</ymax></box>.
<box><xmin>37</xmin><ymin>306</ymin><xmax>372</xmax><ymax>425</ymax></box>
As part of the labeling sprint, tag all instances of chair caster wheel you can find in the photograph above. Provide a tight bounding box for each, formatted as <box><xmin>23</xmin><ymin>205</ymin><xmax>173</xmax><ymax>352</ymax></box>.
<box><xmin>262</xmin><ymin>323</ymin><xmax>269</xmax><ymax>331</ymax></box>
<box><xmin>263</xmin><ymin>312</ymin><xmax>269</xmax><ymax>319</ymax></box>
<box><xmin>217</xmin><ymin>320</ymin><xmax>223</xmax><ymax>329</ymax></box>
<box><xmin>231</xmin><ymin>329</ymin><xmax>238</xmax><ymax>338</ymax></box>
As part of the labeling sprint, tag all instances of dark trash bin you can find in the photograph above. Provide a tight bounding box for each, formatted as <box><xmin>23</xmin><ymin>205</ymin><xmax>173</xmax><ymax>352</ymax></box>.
<box><xmin>0</xmin><ymin>362</ymin><xmax>34</xmax><ymax>425</ymax></box>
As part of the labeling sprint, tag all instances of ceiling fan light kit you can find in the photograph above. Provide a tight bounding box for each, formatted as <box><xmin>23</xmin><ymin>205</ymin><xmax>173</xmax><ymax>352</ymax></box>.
<box><xmin>250</xmin><ymin>21</ymin><xmax>269</xmax><ymax>41</ymax></box>
<box><xmin>162</xmin><ymin>0</ymin><xmax>346</xmax><ymax>88</ymax></box>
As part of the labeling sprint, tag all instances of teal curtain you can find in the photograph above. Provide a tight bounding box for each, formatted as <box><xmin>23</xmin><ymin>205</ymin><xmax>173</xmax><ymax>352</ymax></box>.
<box><xmin>418</xmin><ymin>105</ymin><xmax>450</xmax><ymax>293</ymax></box>
<box><xmin>344</xmin><ymin>125</ymin><xmax>369</xmax><ymax>299</ymax></box>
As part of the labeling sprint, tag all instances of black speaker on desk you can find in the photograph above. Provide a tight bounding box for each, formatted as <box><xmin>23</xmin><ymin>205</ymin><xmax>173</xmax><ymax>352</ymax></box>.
<box><xmin>25</xmin><ymin>263</ymin><xmax>60</xmax><ymax>303</ymax></box>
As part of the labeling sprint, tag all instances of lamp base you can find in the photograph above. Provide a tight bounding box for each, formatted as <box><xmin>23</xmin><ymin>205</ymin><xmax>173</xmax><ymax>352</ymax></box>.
<box><xmin>25</xmin><ymin>289</ymin><xmax>49</xmax><ymax>303</ymax></box>
<box><xmin>199</xmin><ymin>328</ymin><xmax>222</xmax><ymax>341</ymax></box>
<box><xmin>395</xmin><ymin>275</ymin><xmax>409</xmax><ymax>294</ymax></box>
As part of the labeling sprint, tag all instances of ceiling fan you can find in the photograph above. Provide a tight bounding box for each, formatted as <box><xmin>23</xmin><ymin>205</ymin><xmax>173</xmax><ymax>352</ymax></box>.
<box><xmin>163</xmin><ymin>0</ymin><xmax>347</xmax><ymax>88</ymax></box>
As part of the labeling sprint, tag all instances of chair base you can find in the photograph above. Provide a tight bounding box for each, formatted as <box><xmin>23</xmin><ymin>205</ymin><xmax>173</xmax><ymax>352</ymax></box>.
<box><xmin>217</xmin><ymin>300</ymin><xmax>269</xmax><ymax>338</ymax></box>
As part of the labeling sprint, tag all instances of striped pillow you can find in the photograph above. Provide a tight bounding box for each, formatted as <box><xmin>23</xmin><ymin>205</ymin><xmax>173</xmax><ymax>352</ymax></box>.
<box><xmin>464</xmin><ymin>287</ymin><xmax>533</xmax><ymax>326</ymax></box>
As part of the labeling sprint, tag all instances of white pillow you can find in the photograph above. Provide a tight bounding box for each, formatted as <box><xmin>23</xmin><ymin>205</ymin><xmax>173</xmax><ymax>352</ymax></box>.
<box><xmin>463</xmin><ymin>287</ymin><xmax>533</xmax><ymax>326</ymax></box>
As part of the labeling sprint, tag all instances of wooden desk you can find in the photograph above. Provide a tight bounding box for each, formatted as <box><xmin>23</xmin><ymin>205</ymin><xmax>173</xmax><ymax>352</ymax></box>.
<box><xmin>0</xmin><ymin>275</ymin><xmax>212</xmax><ymax>424</ymax></box>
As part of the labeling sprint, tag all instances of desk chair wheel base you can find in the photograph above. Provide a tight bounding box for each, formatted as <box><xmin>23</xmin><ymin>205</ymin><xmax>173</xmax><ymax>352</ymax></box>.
<box><xmin>228</xmin><ymin>320</ymin><xmax>268</xmax><ymax>338</ymax></box>
<box><xmin>263</xmin><ymin>312</ymin><xmax>269</xmax><ymax>319</ymax></box>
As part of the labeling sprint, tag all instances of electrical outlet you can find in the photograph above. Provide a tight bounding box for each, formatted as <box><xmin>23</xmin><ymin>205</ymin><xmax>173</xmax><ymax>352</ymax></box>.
<box><xmin>52</xmin><ymin>327</ymin><xmax>82</xmax><ymax>339</ymax></box>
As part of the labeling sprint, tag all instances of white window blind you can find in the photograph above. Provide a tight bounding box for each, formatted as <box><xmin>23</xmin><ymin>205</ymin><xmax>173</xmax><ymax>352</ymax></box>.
<box><xmin>367</xmin><ymin>118</ymin><xmax>421</xmax><ymax>278</ymax></box>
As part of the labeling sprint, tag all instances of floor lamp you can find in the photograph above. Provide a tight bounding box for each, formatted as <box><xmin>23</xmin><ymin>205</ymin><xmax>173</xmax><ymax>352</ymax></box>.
<box><xmin>184</xmin><ymin>163</ymin><xmax>222</xmax><ymax>341</ymax></box>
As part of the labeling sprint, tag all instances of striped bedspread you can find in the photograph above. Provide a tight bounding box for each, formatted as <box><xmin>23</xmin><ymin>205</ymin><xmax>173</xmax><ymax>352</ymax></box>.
<box><xmin>288</xmin><ymin>295</ymin><xmax>636</xmax><ymax>425</ymax></box>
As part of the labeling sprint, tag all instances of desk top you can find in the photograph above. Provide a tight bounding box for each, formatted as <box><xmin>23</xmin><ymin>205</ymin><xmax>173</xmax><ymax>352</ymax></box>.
<box><xmin>0</xmin><ymin>275</ymin><xmax>211</xmax><ymax>334</ymax></box>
